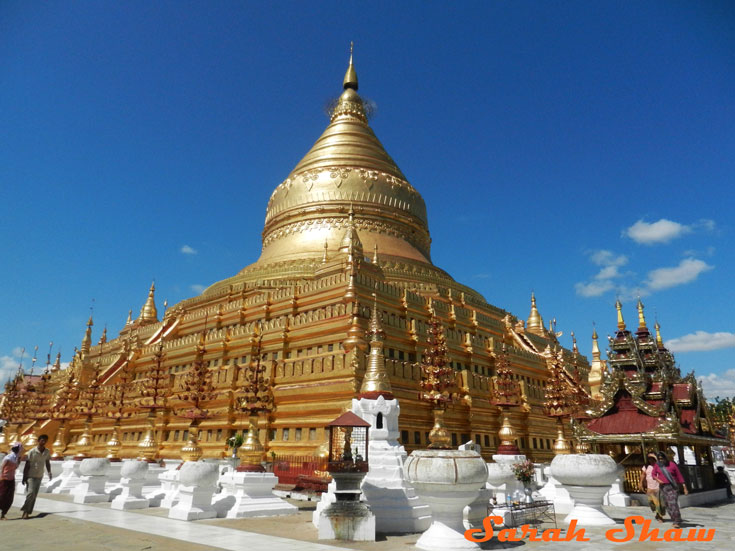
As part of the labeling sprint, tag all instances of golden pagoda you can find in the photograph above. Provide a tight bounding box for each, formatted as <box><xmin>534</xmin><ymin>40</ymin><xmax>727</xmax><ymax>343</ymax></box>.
<box><xmin>2</xmin><ymin>49</ymin><xmax>589</xmax><ymax>461</ymax></box>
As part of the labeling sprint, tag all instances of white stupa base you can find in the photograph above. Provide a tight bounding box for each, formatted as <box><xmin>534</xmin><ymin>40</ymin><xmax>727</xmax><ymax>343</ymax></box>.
<box><xmin>312</xmin><ymin>480</ymin><xmax>338</xmax><ymax>527</ymax></box>
<box><xmin>213</xmin><ymin>471</ymin><xmax>298</xmax><ymax>519</ymax></box>
<box><xmin>351</xmin><ymin>396</ymin><xmax>432</xmax><ymax>534</ymax></box>
<box><xmin>416</xmin><ymin>520</ymin><xmax>480</xmax><ymax>551</ymax></box>
<box><xmin>318</xmin><ymin>502</ymin><xmax>376</xmax><ymax>541</ymax></box>
<box><xmin>563</xmin><ymin>485</ymin><xmax>615</xmax><ymax>525</ymax></box>
<box><xmin>51</xmin><ymin>460</ymin><xmax>83</xmax><ymax>494</ymax></box>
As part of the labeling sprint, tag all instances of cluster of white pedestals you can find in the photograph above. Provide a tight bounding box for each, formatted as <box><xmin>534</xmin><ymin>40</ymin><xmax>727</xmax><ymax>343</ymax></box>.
<box><xmin>26</xmin><ymin>455</ymin><xmax>298</xmax><ymax>521</ymax></box>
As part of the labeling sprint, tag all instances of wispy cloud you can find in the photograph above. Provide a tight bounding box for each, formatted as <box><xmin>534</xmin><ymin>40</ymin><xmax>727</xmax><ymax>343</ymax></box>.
<box><xmin>645</xmin><ymin>258</ymin><xmax>713</xmax><ymax>291</ymax></box>
<box><xmin>472</xmin><ymin>273</ymin><xmax>491</xmax><ymax>279</ymax></box>
<box><xmin>575</xmin><ymin>250</ymin><xmax>628</xmax><ymax>297</ymax></box>
<box><xmin>0</xmin><ymin>348</ymin><xmax>25</xmax><ymax>386</ymax></box>
<box><xmin>698</xmin><ymin>369</ymin><xmax>735</xmax><ymax>400</ymax></box>
<box><xmin>667</xmin><ymin>331</ymin><xmax>735</xmax><ymax>353</ymax></box>
<box><xmin>180</xmin><ymin>245</ymin><xmax>198</xmax><ymax>255</ymax></box>
<box><xmin>190</xmin><ymin>284</ymin><xmax>206</xmax><ymax>294</ymax></box>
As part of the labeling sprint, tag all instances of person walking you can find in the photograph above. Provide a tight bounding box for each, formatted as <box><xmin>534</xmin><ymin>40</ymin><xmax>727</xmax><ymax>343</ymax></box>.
<box><xmin>639</xmin><ymin>452</ymin><xmax>665</xmax><ymax>522</ymax></box>
<box><xmin>651</xmin><ymin>450</ymin><xmax>688</xmax><ymax>528</ymax></box>
<box><xmin>1</xmin><ymin>442</ymin><xmax>23</xmax><ymax>519</ymax></box>
<box><xmin>20</xmin><ymin>434</ymin><xmax>52</xmax><ymax>519</ymax></box>
<box><xmin>714</xmin><ymin>466</ymin><xmax>733</xmax><ymax>499</ymax></box>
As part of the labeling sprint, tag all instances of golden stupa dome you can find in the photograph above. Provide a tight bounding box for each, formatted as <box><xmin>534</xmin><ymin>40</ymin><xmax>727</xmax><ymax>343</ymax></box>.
<box><xmin>257</xmin><ymin>48</ymin><xmax>431</xmax><ymax>266</ymax></box>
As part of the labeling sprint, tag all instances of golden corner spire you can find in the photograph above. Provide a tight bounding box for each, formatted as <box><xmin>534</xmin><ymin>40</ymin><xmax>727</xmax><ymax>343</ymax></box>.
<box><xmin>137</xmin><ymin>281</ymin><xmax>158</xmax><ymax>325</ymax></box>
<box><xmin>52</xmin><ymin>351</ymin><xmax>61</xmax><ymax>371</ymax></box>
<box><xmin>636</xmin><ymin>297</ymin><xmax>648</xmax><ymax>330</ymax></box>
<box><xmin>615</xmin><ymin>299</ymin><xmax>626</xmax><ymax>331</ymax></box>
<box><xmin>526</xmin><ymin>292</ymin><xmax>544</xmax><ymax>335</ymax></box>
<box><xmin>81</xmin><ymin>314</ymin><xmax>93</xmax><ymax>353</ymax></box>
<box><xmin>359</xmin><ymin>290</ymin><xmax>394</xmax><ymax>399</ymax></box>
<box><xmin>343</xmin><ymin>41</ymin><xmax>358</xmax><ymax>90</ymax></box>
<box><xmin>655</xmin><ymin>320</ymin><xmax>665</xmax><ymax>348</ymax></box>
<box><xmin>125</xmin><ymin>309</ymin><xmax>132</xmax><ymax>325</ymax></box>
<box><xmin>571</xmin><ymin>331</ymin><xmax>578</xmax><ymax>354</ymax></box>
<box><xmin>591</xmin><ymin>326</ymin><xmax>600</xmax><ymax>360</ymax></box>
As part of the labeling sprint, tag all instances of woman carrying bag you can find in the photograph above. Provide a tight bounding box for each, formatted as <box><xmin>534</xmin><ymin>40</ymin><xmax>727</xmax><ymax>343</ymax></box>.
<box><xmin>639</xmin><ymin>452</ymin><xmax>665</xmax><ymax>521</ymax></box>
<box><xmin>651</xmin><ymin>451</ymin><xmax>689</xmax><ymax>528</ymax></box>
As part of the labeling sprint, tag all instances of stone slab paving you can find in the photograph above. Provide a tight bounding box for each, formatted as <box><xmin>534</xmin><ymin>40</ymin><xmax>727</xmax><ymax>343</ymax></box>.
<box><xmin>5</xmin><ymin>494</ymin><xmax>734</xmax><ymax>551</ymax></box>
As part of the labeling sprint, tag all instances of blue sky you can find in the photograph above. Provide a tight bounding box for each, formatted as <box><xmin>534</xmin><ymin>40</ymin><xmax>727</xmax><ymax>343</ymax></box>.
<box><xmin>1</xmin><ymin>2</ymin><xmax>734</xmax><ymax>398</ymax></box>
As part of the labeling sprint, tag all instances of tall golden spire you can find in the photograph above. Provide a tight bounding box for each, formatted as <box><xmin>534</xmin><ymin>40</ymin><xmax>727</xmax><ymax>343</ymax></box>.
<box><xmin>527</xmin><ymin>292</ymin><xmax>544</xmax><ymax>335</ymax></box>
<box><xmin>125</xmin><ymin>309</ymin><xmax>132</xmax><ymax>325</ymax></box>
<box><xmin>359</xmin><ymin>292</ymin><xmax>394</xmax><ymax>399</ymax></box>
<box><xmin>636</xmin><ymin>298</ymin><xmax>648</xmax><ymax>330</ymax></box>
<box><xmin>343</xmin><ymin>41</ymin><xmax>358</xmax><ymax>90</ymax></box>
<box><xmin>571</xmin><ymin>331</ymin><xmax>578</xmax><ymax>354</ymax></box>
<box><xmin>81</xmin><ymin>314</ymin><xmax>93</xmax><ymax>354</ymax></box>
<box><xmin>591</xmin><ymin>327</ymin><xmax>600</xmax><ymax>362</ymax></box>
<box><xmin>655</xmin><ymin>320</ymin><xmax>665</xmax><ymax>349</ymax></box>
<box><xmin>615</xmin><ymin>299</ymin><xmax>626</xmax><ymax>331</ymax></box>
<box><xmin>137</xmin><ymin>281</ymin><xmax>158</xmax><ymax>325</ymax></box>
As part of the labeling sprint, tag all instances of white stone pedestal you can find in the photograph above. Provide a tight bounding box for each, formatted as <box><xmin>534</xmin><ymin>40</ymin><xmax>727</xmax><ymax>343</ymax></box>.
<box><xmin>111</xmin><ymin>461</ymin><xmax>150</xmax><ymax>510</ymax></box>
<box><xmin>317</xmin><ymin>471</ymin><xmax>376</xmax><ymax>542</ymax></box>
<box><xmin>318</xmin><ymin>500</ymin><xmax>376</xmax><ymax>541</ymax></box>
<box><xmin>152</xmin><ymin>467</ymin><xmax>181</xmax><ymax>509</ymax></box>
<box><xmin>550</xmin><ymin>454</ymin><xmax>618</xmax><ymax>526</ymax></box>
<box><xmin>486</xmin><ymin>454</ymin><xmax>525</xmax><ymax>503</ymax></box>
<box><xmin>72</xmin><ymin>458</ymin><xmax>111</xmax><ymax>504</ymax></box>
<box><xmin>603</xmin><ymin>466</ymin><xmax>631</xmax><ymax>507</ymax></box>
<box><xmin>464</xmin><ymin>487</ymin><xmax>492</xmax><ymax>529</ymax></box>
<box><xmin>563</xmin><ymin>485</ymin><xmax>616</xmax><ymax>525</ymax></box>
<box><xmin>405</xmin><ymin>449</ymin><xmax>488</xmax><ymax>551</ymax></box>
<box><xmin>352</xmin><ymin>396</ymin><xmax>431</xmax><ymax>534</ymax></box>
<box><xmin>168</xmin><ymin>462</ymin><xmax>218</xmax><ymax>521</ymax></box>
<box><xmin>538</xmin><ymin>467</ymin><xmax>574</xmax><ymax>514</ymax></box>
<box><xmin>312</xmin><ymin>479</ymin><xmax>338</xmax><ymax>527</ymax></box>
<box><xmin>213</xmin><ymin>470</ymin><xmax>298</xmax><ymax>519</ymax></box>
<box><xmin>51</xmin><ymin>460</ymin><xmax>83</xmax><ymax>494</ymax></box>
<box><xmin>40</xmin><ymin>460</ymin><xmax>64</xmax><ymax>492</ymax></box>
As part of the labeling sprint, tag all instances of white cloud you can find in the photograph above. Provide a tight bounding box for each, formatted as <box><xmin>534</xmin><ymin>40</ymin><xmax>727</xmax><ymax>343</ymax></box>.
<box><xmin>1</xmin><ymin>355</ymin><xmax>19</xmax><ymax>385</ymax></box>
<box><xmin>590</xmin><ymin>250</ymin><xmax>628</xmax><ymax>267</ymax></box>
<box><xmin>180</xmin><ymin>245</ymin><xmax>198</xmax><ymax>255</ymax></box>
<box><xmin>575</xmin><ymin>280</ymin><xmax>615</xmax><ymax>298</ymax></box>
<box><xmin>645</xmin><ymin>258</ymin><xmax>713</xmax><ymax>291</ymax></box>
<box><xmin>667</xmin><ymin>331</ymin><xmax>735</xmax><ymax>353</ymax></box>
<box><xmin>698</xmin><ymin>369</ymin><xmax>735</xmax><ymax>400</ymax></box>
<box><xmin>595</xmin><ymin>265</ymin><xmax>623</xmax><ymax>280</ymax></box>
<box><xmin>190</xmin><ymin>284</ymin><xmax>206</xmax><ymax>294</ymax></box>
<box><xmin>624</xmin><ymin>218</ymin><xmax>692</xmax><ymax>245</ymax></box>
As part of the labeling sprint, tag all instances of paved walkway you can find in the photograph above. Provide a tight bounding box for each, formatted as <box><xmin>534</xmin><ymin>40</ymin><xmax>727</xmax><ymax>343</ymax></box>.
<box><xmin>6</xmin><ymin>495</ymin><xmax>734</xmax><ymax>551</ymax></box>
<box><xmin>26</xmin><ymin>497</ymin><xmax>355</xmax><ymax>551</ymax></box>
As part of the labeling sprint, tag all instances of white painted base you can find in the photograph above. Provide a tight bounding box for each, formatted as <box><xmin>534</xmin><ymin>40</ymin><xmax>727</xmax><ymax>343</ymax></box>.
<box><xmin>111</xmin><ymin>478</ymin><xmax>149</xmax><ymax>510</ymax></box>
<box><xmin>72</xmin><ymin>475</ymin><xmax>109</xmax><ymax>504</ymax></box>
<box><xmin>155</xmin><ymin>468</ymin><xmax>180</xmax><ymax>509</ymax></box>
<box><xmin>603</xmin><ymin>472</ymin><xmax>630</xmax><ymax>507</ymax></box>
<box><xmin>562</xmin><ymin>485</ymin><xmax>615</xmax><ymax>526</ymax></box>
<box><xmin>312</xmin><ymin>480</ymin><xmax>338</xmax><ymax>527</ymax></box>
<box><xmin>416</xmin><ymin>520</ymin><xmax>480</xmax><ymax>551</ymax></box>
<box><xmin>318</xmin><ymin>502</ymin><xmax>376</xmax><ymax>541</ymax></box>
<box><xmin>212</xmin><ymin>471</ymin><xmax>298</xmax><ymax>519</ymax></box>
<box><xmin>168</xmin><ymin>463</ymin><xmax>218</xmax><ymax>521</ymax></box>
<box><xmin>50</xmin><ymin>460</ymin><xmax>83</xmax><ymax>495</ymax></box>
